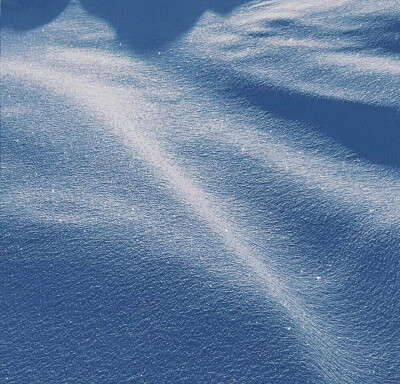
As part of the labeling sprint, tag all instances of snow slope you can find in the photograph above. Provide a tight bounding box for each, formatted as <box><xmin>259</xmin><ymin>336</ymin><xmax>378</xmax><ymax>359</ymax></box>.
<box><xmin>2</xmin><ymin>1</ymin><xmax>400</xmax><ymax>383</ymax></box>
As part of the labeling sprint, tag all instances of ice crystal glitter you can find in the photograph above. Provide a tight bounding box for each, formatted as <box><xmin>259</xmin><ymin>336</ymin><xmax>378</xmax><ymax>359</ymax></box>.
<box><xmin>2</xmin><ymin>1</ymin><xmax>400</xmax><ymax>383</ymax></box>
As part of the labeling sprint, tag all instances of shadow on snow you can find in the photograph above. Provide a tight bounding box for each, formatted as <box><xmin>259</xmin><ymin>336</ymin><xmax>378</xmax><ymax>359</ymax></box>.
<box><xmin>2</xmin><ymin>0</ymin><xmax>249</xmax><ymax>52</ymax></box>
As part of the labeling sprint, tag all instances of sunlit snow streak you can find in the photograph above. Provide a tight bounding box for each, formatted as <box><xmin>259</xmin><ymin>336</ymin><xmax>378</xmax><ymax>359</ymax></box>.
<box><xmin>4</xmin><ymin>52</ymin><xmax>397</xmax><ymax>382</ymax></box>
<box><xmin>2</xmin><ymin>0</ymin><xmax>400</xmax><ymax>381</ymax></box>
<box><xmin>37</xmin><ymin>48</ymin><xmax>400</xmax><ymax>229</ymax></box>
<box><xmin>3</xmin><ymin>60</ymin><xmax>293</xmax><ymax>301</ymax></box>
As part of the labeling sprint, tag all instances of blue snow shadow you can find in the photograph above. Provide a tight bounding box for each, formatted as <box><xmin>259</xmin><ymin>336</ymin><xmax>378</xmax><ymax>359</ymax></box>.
<box><xmin>3</xmin><ymin>0</ymin><xmax>250</xmax><ymax>52</ymax></box>
<box><xmin>1</xmin><ymin>0</ymin><xmax>70</xmax><ymax>31</ymax></box>
<box><xmin>79</xmin><ymin>0</ymin><xmax>249</xmax><ymax>52</ymax></box>
<box><xmin>344</xmin><ymin>14</ymin><xmax>400</xmax><ymax>55</ymax></box>
<box><xmin>189</xmin><ymin>58</ymin><xmax>400</xmax><ymax>170</ymax></box>
<box><xmin>242</xmin><ymin>85</ymin><xmax>400</xmax><ymax>170</ymax></box>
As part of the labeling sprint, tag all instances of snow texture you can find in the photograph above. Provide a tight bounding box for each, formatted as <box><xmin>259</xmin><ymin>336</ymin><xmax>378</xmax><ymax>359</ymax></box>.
<box><xmin>1</xmin><ymin>1</ymin><xmax>400</xmax><ymax>383</ymax></box>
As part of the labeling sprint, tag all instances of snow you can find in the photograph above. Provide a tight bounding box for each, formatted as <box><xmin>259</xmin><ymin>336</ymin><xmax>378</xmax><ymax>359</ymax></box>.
<box><xmin>1</xmin><ymin>1</ymin><xmax>400</xmax><ymax>383</ymax></box>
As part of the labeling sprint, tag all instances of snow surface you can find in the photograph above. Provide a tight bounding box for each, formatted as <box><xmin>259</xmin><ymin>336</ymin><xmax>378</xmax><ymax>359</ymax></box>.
<box><xmin>1</xmin><ymin>1</ymin><xmax>400</xmax><ymax>383</ymax></box>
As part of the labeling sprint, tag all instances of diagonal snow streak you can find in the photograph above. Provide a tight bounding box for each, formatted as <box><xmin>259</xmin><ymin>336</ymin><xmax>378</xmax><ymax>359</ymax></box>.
<box><xmin>3</xmin><ymin>55</ymin><xmax>397</xmax><ymax>383</ymax></box>
<box><xmin>2</xmin><ymin>0</ymin><xmax>400</xmax><ymax>382</ymax></box>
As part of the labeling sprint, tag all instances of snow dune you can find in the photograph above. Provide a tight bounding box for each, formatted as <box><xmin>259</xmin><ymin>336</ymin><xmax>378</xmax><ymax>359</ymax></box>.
<box><xmin>2</xmin><ymin>1</ymin><xmax>400</xmax><ymax>383</ymax></box>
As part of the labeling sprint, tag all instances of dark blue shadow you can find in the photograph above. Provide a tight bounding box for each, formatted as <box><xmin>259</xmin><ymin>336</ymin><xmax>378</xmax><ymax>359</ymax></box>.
<box><xmin>1</xmin><ymin>0</ymin><xmax>71</xmax><ymax>31</ymax></box>
<box><xmin>79</xmin><ymin>0</ymin><xmax>249</xmax><ymax>52</ymax></box>
<box><xmin>240</xmin><ymin>84</ymin><xmax>400</xmax><ymax>169</ymax></box>
<box><xmin>344</xmin><ymin>14</ymin><xmax>400</xmax><ymax>55</ymax></box>
<box><xmin>187</xmin><ymin>58</ymin><xmax>400</xmax><ymax>169</ymax></box>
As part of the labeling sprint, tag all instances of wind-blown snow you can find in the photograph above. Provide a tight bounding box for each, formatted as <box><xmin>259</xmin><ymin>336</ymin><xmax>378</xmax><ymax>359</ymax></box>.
<box><xmin>2</xmin><ymin>1</ymin><xmax>400</xmax><ymax>383</ymax></box>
